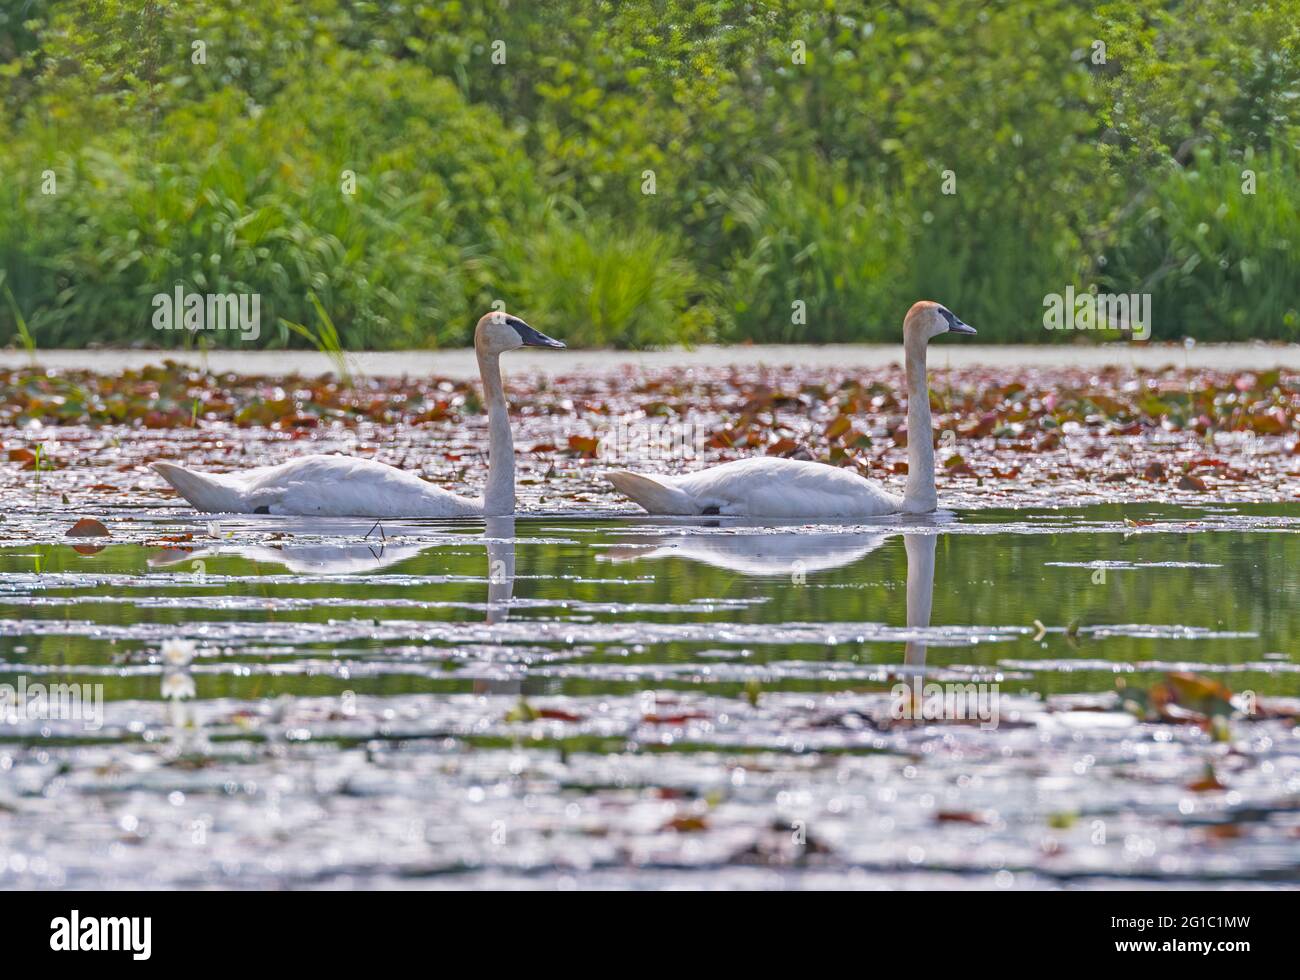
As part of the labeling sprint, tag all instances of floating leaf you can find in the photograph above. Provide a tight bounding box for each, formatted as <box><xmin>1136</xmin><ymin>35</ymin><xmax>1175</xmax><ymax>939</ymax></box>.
<box><xmin>663</xmin><ymin>815</ymin><xmax>709</xmax><ymax>833</ymax></box>
<box><xmin>566</xmin><ymin>435</ymin><xmax>599</xmax><ymax>458</ymax></box>
<box><xmin>66</xmin><ymin>518</ymin><xmax>110</xmax><ymax>538</ymax></box>
<box><xmin>825</xmin><ymin>414</ymin><xmax>852</xmax><ymax>442</ymax></box>
<box><xmin>537</xmin><ymin>708</ymin><xmax>583</xmax><ymax>722</ymax></box>
<box><xmin>766</xmin><ymin>437</ymin><xmax>800</xmax><ymax>457</ymax></box>
<box><xmin>1186</xmin><ymin>764</ymin><xmax>1226</xmax><ymax>793</ymax></box>
<box><xmin>935</xmin><ymin>810</ymin><xmax>995</xmax><ymax>825</ymax></box>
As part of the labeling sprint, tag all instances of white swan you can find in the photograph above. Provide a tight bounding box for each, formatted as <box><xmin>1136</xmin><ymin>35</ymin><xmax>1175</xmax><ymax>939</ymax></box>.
<box><xmin>152</xmin><ymin>313</ymin><xmax>565</xmax><ymax>518</ymax></box>
<box><xmin>604</xmin><ymin>301</ymin><xmax>975</xmax><ymax>517</ymax></box>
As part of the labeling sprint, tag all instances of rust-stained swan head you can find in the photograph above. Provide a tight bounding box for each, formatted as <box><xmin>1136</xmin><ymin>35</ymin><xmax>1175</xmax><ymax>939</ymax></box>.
<box><xmin>903</xmin><ymin>300</ymin><xmax>976</xmax><ymax>344</ymax></box>
<box><xmin>474</xmin><ymin>311</ymin><xmax>566</xmax><ymax>356</ymax></box>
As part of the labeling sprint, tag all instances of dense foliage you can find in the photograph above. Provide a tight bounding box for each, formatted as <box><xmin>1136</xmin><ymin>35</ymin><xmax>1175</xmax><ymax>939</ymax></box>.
<box><xmin>1</xmin><ymin>0</ymin><xmax>1297</xmax><ymax>348</ymax></box>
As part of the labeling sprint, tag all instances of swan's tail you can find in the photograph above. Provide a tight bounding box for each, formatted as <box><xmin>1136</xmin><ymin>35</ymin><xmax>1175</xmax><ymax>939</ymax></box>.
<box><xmin>152</xmin><ymin>462</ymin><xmax>245</xmax><ymax>513</ymax></box>
<box><xmin>603</xmin><ymin>471</ymin><xmax>700</xmax><ymax>515</ymax></box>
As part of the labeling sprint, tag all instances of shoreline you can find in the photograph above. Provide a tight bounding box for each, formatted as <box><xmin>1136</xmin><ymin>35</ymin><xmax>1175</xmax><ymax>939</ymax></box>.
<box><xmin>3</xmin><ymin>342</ymin><xmax>1300</xmax><ymax>378</ymax></box>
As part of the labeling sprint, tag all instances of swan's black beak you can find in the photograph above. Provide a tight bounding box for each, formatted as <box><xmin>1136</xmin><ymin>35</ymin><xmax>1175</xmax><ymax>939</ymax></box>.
<box><xmin>940</xmin><ymin>309</ymin><xmax>976</xmax><ymax>335</ymax></box>
<box><xmin>507</xmin><ymin>316</ymin><xmax>566</xmax><ymax>349</ymax></box>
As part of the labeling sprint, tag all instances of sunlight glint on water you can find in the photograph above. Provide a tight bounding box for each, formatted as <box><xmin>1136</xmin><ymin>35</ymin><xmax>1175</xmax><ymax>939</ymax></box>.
<box><xmin>0</xmin><ymin>503</ymin><xmax>1297</xmax><ymax>888</ymax></box>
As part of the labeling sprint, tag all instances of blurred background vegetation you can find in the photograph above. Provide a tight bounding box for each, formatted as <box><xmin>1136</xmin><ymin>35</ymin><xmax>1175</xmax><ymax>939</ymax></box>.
<box><xmin>0</xmin><ymin>0</ymin><xmax>1297</xmax><ymax>349</ymax></box>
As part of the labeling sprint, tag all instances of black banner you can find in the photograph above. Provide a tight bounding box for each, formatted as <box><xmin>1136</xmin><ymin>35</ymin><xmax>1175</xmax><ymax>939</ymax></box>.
<box><xmin>0</xmin><ymin>889</ymin><xmax>1278</xmax><ymax>964</ymax></box>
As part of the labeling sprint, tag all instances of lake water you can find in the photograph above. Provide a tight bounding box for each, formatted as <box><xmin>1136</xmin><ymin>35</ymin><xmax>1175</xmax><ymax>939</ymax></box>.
<box><xmin>1</xmin><ymin>503</ymin><xmax>1298</xmax><ymax>888</ymax></box>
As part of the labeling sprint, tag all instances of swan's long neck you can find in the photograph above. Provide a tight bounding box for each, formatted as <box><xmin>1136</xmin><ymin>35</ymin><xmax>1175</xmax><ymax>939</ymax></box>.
<box><xmin>902</xmin><ymin>338</ymin><xmax>937</xmax><ymax>512</ymax></box>
<box><xmin>477</xmin><ymin>349</ymin><xmax>514</xmax><ymax>517</ymax></box>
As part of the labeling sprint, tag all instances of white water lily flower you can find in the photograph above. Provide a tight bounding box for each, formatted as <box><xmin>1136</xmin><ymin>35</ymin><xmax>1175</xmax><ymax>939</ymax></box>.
<box><xmin>161</xmin><ymin>671</ymin><xmax>196</xmax><ymax>700</ymax></box>
<box><xmin>160</xmin><ymin>639</ymin><xmax>197</xmax><ymax>666</ymax></box>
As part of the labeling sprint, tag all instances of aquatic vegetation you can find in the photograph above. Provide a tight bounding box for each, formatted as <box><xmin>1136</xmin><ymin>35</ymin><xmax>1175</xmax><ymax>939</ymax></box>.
<box><xmin>0</xmin><ymin>362</ymin><xmax>1294</xmax><ymax>517</ymax></box>
<box><xmin>160</xmin><ymin>639</ymin><xmax>197</xmax><ymax>667</ymax></box>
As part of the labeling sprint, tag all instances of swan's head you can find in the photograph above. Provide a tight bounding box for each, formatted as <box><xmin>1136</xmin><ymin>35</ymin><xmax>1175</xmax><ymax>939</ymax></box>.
<box><xmin>904</xmin><ymin>301</ymin><xmax>976</xmax><ymax>344</ymax></box>
<box><xmin>475</xmin><ymin>312</ymin><xmax>566</xmax><ymax>355</ymax></box>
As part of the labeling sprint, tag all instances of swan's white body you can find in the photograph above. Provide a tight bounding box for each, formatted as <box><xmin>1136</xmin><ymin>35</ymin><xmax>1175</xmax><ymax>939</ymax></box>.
<box><xmin>153</xmin><ymin>453</ymin><xmax>483</xmax><ymax>518</ymax></box>
<box><xmin>605</xmin><ymin>301</ymin><xmax>975</xmax><ymax>517</ymax></box>
<box><xmin>607</xmin><ymin>459</ymin><xmax>901</xmax><ymax>519</ymax></box>
<box><xmin>152</xmin><ymin>313</ymin><xmax>564</xmax><ymax>518</ymax></box>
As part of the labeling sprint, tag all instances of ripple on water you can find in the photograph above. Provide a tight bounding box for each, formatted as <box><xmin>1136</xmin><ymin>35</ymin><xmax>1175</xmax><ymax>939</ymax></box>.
<box><xmin>1</xmin><ymin>502</ymin><xmax>1297</xmax><ymax>887</ymax></box>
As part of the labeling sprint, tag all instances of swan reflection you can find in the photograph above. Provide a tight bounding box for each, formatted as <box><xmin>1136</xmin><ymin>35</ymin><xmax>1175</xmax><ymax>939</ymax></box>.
<box><xmin>599</xmin><ymin>523</ymin><xmax>940</xmax><ymax>671</ymax></box>
<box><xmin>476</xmin><ymin>517</ymin><xmax>522</xmax><ymax>695</ymax></box>
<box><xmin>483</xmin><ymin>517</ymin><xmax>515</xmax><ymax>626</ymax></box>
<box><xmin>151</xmin><ymin>522</ymin><xmax>524</xmax><ymax>695</ymax></box>
<box><xmin>901</xmin><ymin>533</ymin><xmax>937</xmax><ymax>672</ymax></box>
<box><xmin>599</xmin><ymin>529</ymin><xmax>887</xmax><ymax>576</ymax></box>
<box><xmin>149</xmin><ymin>521</ymin><xmax>526</xmax><ymax>714</ymax></box>
<box><xmin>147</xmin><ymin>517</ymin><xmax>481</xmax><ymax>576</ymax></box>
<box><xmin>151</xmin><ymin>540</ymin><xmax>432</xmax><ymax>576</ymax></box>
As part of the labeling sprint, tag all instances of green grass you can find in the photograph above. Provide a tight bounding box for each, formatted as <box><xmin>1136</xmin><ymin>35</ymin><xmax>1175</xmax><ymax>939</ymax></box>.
<box><xmin>0</xmin><ymin>272</ymin><xmax>36</xmax><ymax>361</ymax></box>
<box><xmin>280</xmin><ymin>291</ymin><xmax>350</xmax><ymax>383</ymax></box>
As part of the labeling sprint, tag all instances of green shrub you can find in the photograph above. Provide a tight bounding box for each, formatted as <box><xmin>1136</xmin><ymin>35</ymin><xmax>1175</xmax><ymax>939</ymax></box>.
<box><xmin>1102</xmin><ymin>149</ymin><xmax>1300</xmax><ymax>341</ymax></box>
<box><xmin>502</xmin><ymin>211</ymin><xmax>714</xmax><ymax>348</ymax></box>
<box><xmin>0</xmin><ymin>55</ymin><xmax>548</xmax><ymax>348</ymax></box>
<box><xmin>0</xmin><ymin>0</ymin><xmax>1297</xmax><ymax>349</ymax></box>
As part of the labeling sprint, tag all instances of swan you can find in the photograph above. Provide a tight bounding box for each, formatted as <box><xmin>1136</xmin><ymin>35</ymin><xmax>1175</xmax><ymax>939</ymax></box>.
<box><xmin>151</xmin><ymin>312</ymin><xmax>565</xmax><ymax>518</ymax></box>
<box><xmin>604</xmin><ymin>301</ymin><xmax>975</xmax><ymax>517</ymax></box>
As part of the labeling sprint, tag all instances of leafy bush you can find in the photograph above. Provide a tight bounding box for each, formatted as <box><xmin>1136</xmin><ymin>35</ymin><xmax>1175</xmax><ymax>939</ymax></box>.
<box><xmin>0</xmin><ymin>0</ymin><xmax>1297</xmax><ymax>348</ymax></box>
<box><xmin>503</xmin><ymin>211</ymin><xmax>714</xmax><ymax>348</ymax></box>
<box><xmin>0</xmin><ymin>54</ymin><xmax>548</xmax><ymax>347</ymax></box>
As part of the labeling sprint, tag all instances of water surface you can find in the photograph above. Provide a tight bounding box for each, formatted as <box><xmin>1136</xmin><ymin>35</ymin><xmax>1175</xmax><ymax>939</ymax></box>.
<box><xmin>1</xmin><ymin>503</ymin><xmax>1297</xmax><ymax>888</ymax></box>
